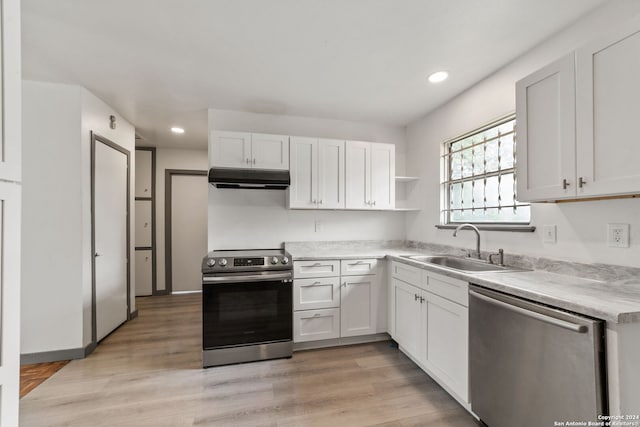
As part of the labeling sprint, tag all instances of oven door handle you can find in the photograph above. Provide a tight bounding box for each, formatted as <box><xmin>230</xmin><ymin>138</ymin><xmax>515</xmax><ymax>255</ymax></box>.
<box><xmin>203</xmin><ymin>272</ymin><xmax>293</xmax><ymax>284</ymax></box>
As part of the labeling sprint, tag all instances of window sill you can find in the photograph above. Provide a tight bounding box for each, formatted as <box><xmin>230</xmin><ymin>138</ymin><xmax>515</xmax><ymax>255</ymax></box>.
<box><xmin>435</xmin><ymin>224</ymin><xmax>536</xmax><ymax>232</ymax></box>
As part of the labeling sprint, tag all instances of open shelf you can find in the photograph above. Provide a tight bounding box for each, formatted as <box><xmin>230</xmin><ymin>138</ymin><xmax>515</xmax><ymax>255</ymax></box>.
<box><xmin>395</xmin><ymin>176</ymin><xmax>420</xmax><ymax>183</ymax></box>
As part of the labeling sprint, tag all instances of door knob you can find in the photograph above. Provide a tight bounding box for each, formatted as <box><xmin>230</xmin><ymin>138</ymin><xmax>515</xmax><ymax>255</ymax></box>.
<box><xmin>94</xmin><ymin>252</ymin><xmax>101</xmax><ymax>258</ymax></box>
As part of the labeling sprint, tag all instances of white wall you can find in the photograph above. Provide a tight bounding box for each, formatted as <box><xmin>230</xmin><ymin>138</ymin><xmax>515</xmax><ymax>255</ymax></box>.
<box><xmin>22</xmin><ymin>81</ymin><xmax>84</xmax><ymax>353</ymax></box>
<box><xmin>22</xmin><ymin>80</ymin><xmax>135</xmax><ymax>354</ymax></box>
<box><xmin>153</xmin><ymin>148</ymin><xmax>208</xmax><ymax>292</ymax></box>
<box><xmin>404</xmin><ymin>0</ymin><xmax>640</xmax><ymax>268</ymax></box>
<box><xmin>207</xmin><ymin>109</ymin><xmax>407</xmax><ymax>250</ymax></box>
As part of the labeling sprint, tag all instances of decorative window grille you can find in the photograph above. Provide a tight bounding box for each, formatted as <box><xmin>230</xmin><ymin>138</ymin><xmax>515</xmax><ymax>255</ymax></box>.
<box><xmin>442</xmin><ymin>115</ymin><xmax>530</xmax><ymax>224</ymax></box>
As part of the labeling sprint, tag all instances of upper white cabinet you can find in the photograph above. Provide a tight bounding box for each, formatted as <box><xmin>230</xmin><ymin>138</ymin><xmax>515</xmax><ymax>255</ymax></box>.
<box><xmin>516</xmin><ymin>54</ymin><xmax>576</xmax><ymax>201</ymax></box>
<box><xmin>517</xmin><ymin>17</ymin><xmax>640</xmax><ymax>202</ymax></box>
<box><xmin>289</xmin><ymin>137</ymin><xmax>345</xmax><ymax>209</ymax></box>
<box><xmin>345</xmin><ymin>141</ymin><xmax>395</xmax><ymax>210</ymax></box>
<box><xmin>210</xmin><ymin>131</ymin><xmax>289</xmax><ymax>170</ymax></box>
<box><xmin>575</xmin><ymin>18</ymin><xmax>640</xmax><ymax>197</ymax></box>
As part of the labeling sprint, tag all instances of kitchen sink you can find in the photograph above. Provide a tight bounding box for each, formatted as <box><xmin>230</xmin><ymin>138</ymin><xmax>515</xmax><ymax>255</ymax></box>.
<box><xmin>402</xmin><ymin>255</ymin><xmax>523</xmax><ymax>273</ymax></box>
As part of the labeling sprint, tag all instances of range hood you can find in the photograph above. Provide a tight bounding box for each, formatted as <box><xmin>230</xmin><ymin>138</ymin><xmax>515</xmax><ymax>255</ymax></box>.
<box><xmin>208</xmin><ymin>168</ymin><xmax>290</xmax><ymax>190</ymax></box>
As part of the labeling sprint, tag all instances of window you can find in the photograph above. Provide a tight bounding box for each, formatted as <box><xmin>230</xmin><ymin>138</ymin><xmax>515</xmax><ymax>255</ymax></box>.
<box><xmin>441</xmin><ymin>115</ymin><xmax>530</xmax><ymax>224</ymax></box>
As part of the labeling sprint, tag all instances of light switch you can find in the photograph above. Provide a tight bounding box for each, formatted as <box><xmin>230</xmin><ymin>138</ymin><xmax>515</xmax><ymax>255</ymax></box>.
<box><xmin>543</xmin><ymin>225</ymin><xmax>557</xmax><ymax>244</ymax></box>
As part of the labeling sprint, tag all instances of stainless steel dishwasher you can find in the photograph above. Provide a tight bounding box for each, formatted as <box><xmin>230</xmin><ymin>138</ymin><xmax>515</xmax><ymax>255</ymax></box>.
<box><xmin>469</xmin><ymin>285</ymin><xmax>607</xmax><ymax>427</ymax></box>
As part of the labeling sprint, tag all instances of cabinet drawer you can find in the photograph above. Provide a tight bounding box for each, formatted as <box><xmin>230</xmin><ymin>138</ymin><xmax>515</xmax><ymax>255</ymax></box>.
<box><xmin>293</xmin><ymin>260</ymin><xmax>340</xmax><ymax>278</ymax></box>
<box><xmin>390</xmin><ymin>261</ymin><xmax>421</xmax><ymax>285</ymax></box>
<box><xmin>341</xmin><ymin>258</ymin><xmax>378</xmax><ymax>276</ymax></box>
<box><xmin>294</xmin><ymin>277</ymin><xmax>340</xmax><ymax>310</ymax></box>
<box><xmin>293</xmin><ymin>308</ymin><xmax>340</xmax><ymax>343</ymax></box>
<box><xmin>423</xmin><ymin>271</ymin><xmax>468</xmax><ymax>307</ymax></box>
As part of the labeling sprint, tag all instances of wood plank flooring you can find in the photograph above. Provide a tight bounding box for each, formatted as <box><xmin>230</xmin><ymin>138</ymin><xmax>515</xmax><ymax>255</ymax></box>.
<box><xmin>20</xmin><ymin>361</ymin><xmax>70</xmax><ymax>398</ymax></box>
<box><xmin>19</xmin><ymin>293</ymin><xmax>478</xmax><ymax>426</ymax></box>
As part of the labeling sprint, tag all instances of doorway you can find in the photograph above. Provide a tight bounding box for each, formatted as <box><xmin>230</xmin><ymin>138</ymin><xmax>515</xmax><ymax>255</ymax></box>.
<box><xmin>91</xmin><ymin>133</ymin><xmax>131</xmax><ymax>343</ymax></box>
<box><xmin>165</xmin><ymin>170</ymin><xmax>208</xmax><ymax>293</ymax></box>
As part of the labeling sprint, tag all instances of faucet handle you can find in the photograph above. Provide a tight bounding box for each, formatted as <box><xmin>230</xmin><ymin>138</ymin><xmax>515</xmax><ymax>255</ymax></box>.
<box><xmin>488</xmin><ymin>249</ymin><xmax>505</xmax><ymax>266</ymax></box>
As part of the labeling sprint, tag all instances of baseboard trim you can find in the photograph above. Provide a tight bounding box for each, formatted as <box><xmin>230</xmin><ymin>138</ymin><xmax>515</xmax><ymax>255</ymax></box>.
<box><xmin>129</xmin><ymin>309</ymin><xmax>139</xmax><ymax>320</ymax></box>
<box><xmin>293</xmin><ymin>333</ymin><xmax>390</xmax><ymax>352</ymax></box>
<box><xmin>21</xmin><ymin>341</ymin><xmax>96</xmax><ymax>365</ymax></box>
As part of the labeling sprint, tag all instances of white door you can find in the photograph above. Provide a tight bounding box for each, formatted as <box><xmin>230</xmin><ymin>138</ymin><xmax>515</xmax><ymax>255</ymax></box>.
<box><xmin>289</xmin><ymin>136</ymin><xmax>317</xmax><ymax>208</ymax></box>
<box><xmin>370</xmin><ymin>143</ymin><xmax>395</xmax><ymax>209</ymax></box>
<box><xmin>393</xmin><ymin>279</ymin><xmax>423</xmax><ymax>361</ymax></box>
<box><xmin>251</xmin><ymin>133</ymin><xmax>289</xmax><ymax>170</ymax></box>
<box><xmin>94</xmin><ymin>140</ymin><xmax>129</xmax><ymax>342</ymax></box>
<box><xmin>516</xmin><ymin>53</ymin><xmax>576</xmax><ymax>202</ymax></box>
<box><xmin>317</xmin><ymin>139</ymin><xmax>345</xmax><ymax>209</ymax></box>
<box><xmin>210</xmin><ymin>131</ymin><xmax>252</xmax><ymax>168</ymax></box>
<box><xmin>576</xmin><ymin>17</ymin><xmax>640</xmax><ymax>197</ymax></box>
<box><xmin>170</xmin><ymin>174</ymin><xmax>208</xmax><ymax>292</ymax></box>
<box><xmin>345</xmin><ymin>141</ymin><xmax>371</xmax><ymax>209</ymax></box>
<box><xmin>340</xmin><ymin>274</ymin><xmax>377</xmax><ymax>337</ymax></box>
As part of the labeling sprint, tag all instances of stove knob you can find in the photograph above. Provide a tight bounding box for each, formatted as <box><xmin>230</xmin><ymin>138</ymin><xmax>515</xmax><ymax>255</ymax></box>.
<box><xmin>282</xmin><ymin>256</ymin><xmax>289</xmax><ymax>265</ymax></box>
<box><xmin>271</xmin><ymin>257</ymin><xmax>279</xmax><ymax>265</ymax></box>
<box><xmin>206</xmin><ymin>258</ymin><xmax>216</xmax><ymax>267</ymax></box>
<box><xmin>219</xmin><ymin>258</ymin><xmax>227</xmax><ymax>267</ymax></box>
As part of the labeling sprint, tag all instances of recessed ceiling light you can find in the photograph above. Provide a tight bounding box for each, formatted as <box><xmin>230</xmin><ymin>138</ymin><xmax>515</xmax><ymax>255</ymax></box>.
<box><xmin>428</xmin><ymin>71</ymin><xmax>449</xmax><ymax>84</ymax></box>
<box><xmin>171</xmin><ymin>127</ymin><xmax>185</xmax><ymax>134</ymax></box>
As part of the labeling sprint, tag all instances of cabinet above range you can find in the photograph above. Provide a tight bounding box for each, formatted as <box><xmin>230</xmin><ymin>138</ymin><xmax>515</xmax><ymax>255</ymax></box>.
<box><xmin>210</xmin><ymin>131</ymin><xmax>289</xmax><ymax>170</ymax></box>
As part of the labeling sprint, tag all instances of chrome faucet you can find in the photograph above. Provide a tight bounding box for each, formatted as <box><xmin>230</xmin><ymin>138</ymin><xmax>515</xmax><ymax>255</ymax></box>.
<box><xmin>453</xmin><ymin>223</ymin><xmax>481</xmax><ymax>259</ymax></box>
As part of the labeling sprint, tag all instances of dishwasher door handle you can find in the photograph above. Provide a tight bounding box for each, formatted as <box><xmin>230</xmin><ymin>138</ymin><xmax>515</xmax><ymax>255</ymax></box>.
<box><xmin>470</xmin><ymin>290</ymin><xmax>588</xmax><ymax>333</ymax></box>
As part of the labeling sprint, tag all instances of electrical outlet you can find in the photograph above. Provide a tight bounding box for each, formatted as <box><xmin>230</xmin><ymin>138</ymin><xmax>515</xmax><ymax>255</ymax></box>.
<box><xmin>607</xmin><ymin>223</ymin><xmax>630</xmax><ymax>248</ymax></box>
<box><xmin>543</xmin><ymin>225</ymin><xmax>557</xmax><ymax>244</ymax></box>
<box><xmin>314</xmin><ymin>220</ymin><xmax>323</xmax><ymax>233</ymax></box>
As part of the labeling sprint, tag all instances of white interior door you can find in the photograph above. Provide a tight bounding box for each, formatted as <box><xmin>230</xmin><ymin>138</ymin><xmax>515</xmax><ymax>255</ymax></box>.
<box><xmin>94</xmin><ymin>140</ymin><xmax>129</xmax><ymax>342</ymax></box>
<box><xmin>171</xmin><ymin>174</ymin><xmax>208</xmax><ymax>293</ymax></box>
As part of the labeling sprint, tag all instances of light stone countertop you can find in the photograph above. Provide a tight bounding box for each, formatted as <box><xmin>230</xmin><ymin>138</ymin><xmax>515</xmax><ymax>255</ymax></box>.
<box><xmin>285</xmin><ymin>241</ymin><xmax>640</xmax><ymax>324</ymax></box>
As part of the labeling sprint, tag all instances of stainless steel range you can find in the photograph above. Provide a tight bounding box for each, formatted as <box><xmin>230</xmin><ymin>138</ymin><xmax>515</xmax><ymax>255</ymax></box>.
<box><xmin>201</xmin><ymin>248</ymin><xmax>293</xmax><ymax>368</ymax></box>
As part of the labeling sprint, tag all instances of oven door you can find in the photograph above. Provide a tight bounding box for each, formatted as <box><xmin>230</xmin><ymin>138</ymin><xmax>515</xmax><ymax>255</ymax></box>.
<box><xmin>202</xmin><ymin>274</ymin><xmax>293</xmax><ymax>349</ymax></box>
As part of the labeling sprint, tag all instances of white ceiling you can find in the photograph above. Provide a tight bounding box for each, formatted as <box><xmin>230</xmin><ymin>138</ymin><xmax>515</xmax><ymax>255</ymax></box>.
<box><xmin>22</xmin><ymin>0</ymin><xmax>606</xmax><ymax>149</ymax></box>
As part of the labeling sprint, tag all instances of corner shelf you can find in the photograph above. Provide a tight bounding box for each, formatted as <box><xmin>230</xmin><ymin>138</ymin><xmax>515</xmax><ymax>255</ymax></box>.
<box><xmin>395</xmin><ymin>175</ymin><xmax>420</xmax><ymax>211</ymax></box>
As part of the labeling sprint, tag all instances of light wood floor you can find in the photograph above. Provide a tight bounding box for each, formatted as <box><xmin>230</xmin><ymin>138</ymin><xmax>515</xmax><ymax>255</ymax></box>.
<box><xmin>20</xmin><ymin>293</ymin><xmax>478</xmax><ymax>427</ymax></box>
<box><xmin>20</xmin><ymin>361</ymin><xmax>70</xmax><ymax>398</ymax></box>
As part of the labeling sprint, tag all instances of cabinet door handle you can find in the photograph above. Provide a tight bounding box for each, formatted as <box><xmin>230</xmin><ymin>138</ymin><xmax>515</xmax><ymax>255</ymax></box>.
<box><xmin>312</xmin><ymin>199</ymin><xmax>317</xmax><ymax>205</ymax></box>
<box><xmin>252</xmin><ymin>158</ymin><xmax>256</xmax><ymax>164</ymax></box>
<box><xmin>372</xmin><ymin>200</ymin><xmax>376</xmax><ymax>206</ymax></box>
<box><xmin>246</xmin><ymin>158</ymin><xmax>250</xmax><ymax>164</ymax></box>
<box><xmin>420</xmin><ymin>296</ymin><xmax>425</xmax><ymax>303</ymax></box>
<box><xmin>578</xmin><ymin>177</ymin><xmax>586</xmax><ymax>188</ymax></box>
<box><xmin>562</xmin><ymin>179</ymin><xmax>570</xmax><ymax>189</ymax></box>
<box><xmin>342</xmin><ymin>282</ymin><xmax>347</xmax><ymax>288</ymax></box>
<box><xmin>414</xmin><ymin>294</ymin><xmax>419</xmax><ymax>301</ymax></box>
<box><xmin>144</xmin><ymin>222</ymin><xmax>148</xmax><ymax>227</ymax></box>
<box><xmin>318</xmin><ymin>199</ymin><xmax>323</xmax><ymax>205</ymax></box>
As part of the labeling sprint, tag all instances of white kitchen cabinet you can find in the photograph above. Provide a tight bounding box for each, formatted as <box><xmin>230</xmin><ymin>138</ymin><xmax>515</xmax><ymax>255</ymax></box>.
<box><xmin>135</xmin><ymin>149</ymin><xmax>153</xmax><ymax>198</ymax></box>
<box><xmin>134</xmin><ymin>200</ymin><xmax>152</xmax><ymax>247</ymax></box>
<box><xmin>424</xmin><ymin>291</ymin><xmax>469</xmax><ymax>401</ymax></box>
<box><xmin>575</xmin><ymin>17</ymin><xmax>640</xmax><ymax>197</ymax></box>
<box><xmin>341</xmin><ymin>258</ymin><xmax>378</xmax><ymax>276</ymax></box>
<box><xmin>340</xmin><ymin>274</ymin><xmax>378</xmax><ymax>337</ymax></box>
<box><xmin>293</xmin><ymin>308</ymin><xmax>341</xmax><ymax>343</ymax></box>
<box><xmin>289</xmin><ymin>137</ymin><xmax>345</xmax><ymax>209</ymax></box>
<box><xmin>209</xmin><ymin>131</ymin><xmax>289</xmax><ymax>170</ymax></box>
<box><xmin>516</xmin><ymin>53</ymin><xmax>576</xmax><ymax>201</ymax></box>
<box><xmin>135</xmin><ymin>250</ymin><xmax>153</xmax><ymax>296</ymax></box>
<box><xmin>393</xmin><ymin>278</ymin><xmax>424</xmax><ymax>361</ymax></box>
<box><xmin>294</xmin><ymin>277</ymin><xmax>340</xmax><ymax>311</ymax></box>
<box><xmin>293</xmin><ymin>259</ymin><xmax>340</xmax><ymax>279</ymax></box>
<box><xmin>517</xmin><ymin>16</ymin><xmax>640</xmax><ymax>202</ymax></box>
<box><xmin>390</xmin><ymin>261</ymin><xmax>421</xmax><ymax>285</ymax></box>
<box><xmin>345</xmin><ymin>141</ymin><xmax>395</xmax><ymax>210</ymax></box>
<box><xmin>390</xmin><ymin>260</ymin><xmax>469</xmax><ymax>404</ymax></box>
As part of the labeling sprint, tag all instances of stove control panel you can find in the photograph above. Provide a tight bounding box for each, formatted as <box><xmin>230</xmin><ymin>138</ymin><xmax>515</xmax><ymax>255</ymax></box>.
<box><xmin>202</xmin><ymin>251</ymin><xmax>293</xmax><ymax>273</ymax></box>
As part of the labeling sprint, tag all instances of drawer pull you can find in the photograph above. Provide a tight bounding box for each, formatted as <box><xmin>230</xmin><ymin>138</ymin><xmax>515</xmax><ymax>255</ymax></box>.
<box><xmin>313</xmin><ymin>313</ymin><xmax>322</xmax><ymax>317</ymax></box>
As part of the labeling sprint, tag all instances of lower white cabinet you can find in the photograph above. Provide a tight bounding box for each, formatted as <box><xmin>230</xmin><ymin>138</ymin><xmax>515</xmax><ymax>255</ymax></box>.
<box><xmin>393</xmin><ymin>278</ymin><xmax>424</xmax><ymax>360</ymax></box>
<box><xmin>390</xmin><ymin>261</ymin><xmax>469</xmax><ymax>404</ymax></box>
<box><xmin>340</xmin><ymin>274</ymin><xmax>378</xmax><ymax>337</ymax></box>
<box><xmin>135</xmin><ymin>250</ymin><xmax>153</xmax><ymax>296</ymax></box>
<box><xmin>293</xmin><ymin>308</ymin><xmax>340</xmax><ymax>342</ymax></box>
<box><xmin>424</xmin><ymin>291</ymin><xmax>469</xmax><ymax>401</ymax></box>
<box><xmin>293</xmin><ymin>258</ymin><xmax>383</xmax><ymax>343</ymax></box>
